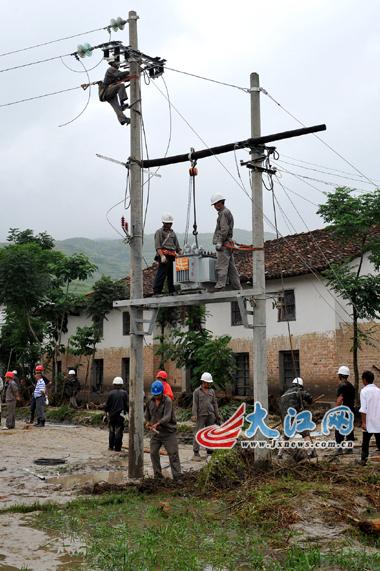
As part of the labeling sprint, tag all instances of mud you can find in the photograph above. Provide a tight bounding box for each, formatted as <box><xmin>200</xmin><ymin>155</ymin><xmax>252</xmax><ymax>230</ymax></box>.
<box><xmin>0</xmin><ymin>421</ymin><xmax>199</xmax><ymax>510</ymax></box>
<box><xmin>0</xmin><ymin>513</ymin><xmax>84</xmax><ymax>570</ymax></box>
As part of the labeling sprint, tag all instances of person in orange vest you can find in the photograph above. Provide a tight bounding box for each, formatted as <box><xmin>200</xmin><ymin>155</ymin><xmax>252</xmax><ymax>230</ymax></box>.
<box><xmin>155</xmin><ymin>370</ymin><xmax>174</xmax><ymax>400</ymax></box>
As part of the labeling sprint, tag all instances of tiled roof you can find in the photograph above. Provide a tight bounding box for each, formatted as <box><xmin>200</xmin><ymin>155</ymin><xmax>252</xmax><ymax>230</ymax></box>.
<box><xmin>236</xmin><ymin>227</ymin><xmax>379</xmax><ymax>282</ymax></box>
<box><xmin>125</xmin><ymin>227</ymin><xmax>379</xmax><ymax>294</ymax></box>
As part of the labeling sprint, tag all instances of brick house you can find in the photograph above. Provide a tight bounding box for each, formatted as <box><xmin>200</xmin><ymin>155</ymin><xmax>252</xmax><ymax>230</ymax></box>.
<box><xmin>59</xmin><ymin>228</ymin><xmax>380</xmax><ymax>401</ymax></box>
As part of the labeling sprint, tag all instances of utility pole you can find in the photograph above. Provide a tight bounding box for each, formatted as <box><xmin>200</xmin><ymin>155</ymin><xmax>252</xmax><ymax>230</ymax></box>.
<box><xmin>128</xmin><ymin>10</ymin><xmax>144</xmax><ymax>479</ymax></box>
<box><xmin>250</xmin><ymin>72</ymin><xmax>270</xmax><ymax>463</ymax></box>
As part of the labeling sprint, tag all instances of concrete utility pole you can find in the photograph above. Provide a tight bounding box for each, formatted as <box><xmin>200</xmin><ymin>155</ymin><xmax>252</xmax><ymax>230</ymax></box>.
<box><xmin>128</xmin><ymin>10</ymin><xmax>144</xmax><ymax>479</ymax></box>
<box><xmin>250</xmin><ymin>72</ymin><xmax>270</xmax><ymax>463</ymax></box>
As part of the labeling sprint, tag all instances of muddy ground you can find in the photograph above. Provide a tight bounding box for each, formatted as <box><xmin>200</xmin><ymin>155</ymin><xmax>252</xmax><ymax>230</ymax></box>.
<box><xmin>0</xmin><ymin>422</ymin><xmax>379</xmax><ymax>570</ymax></box>
<box><xmin>0</xmin><ymin>422</ymin><xmax>199</xmax><ymax>570</ymax></box>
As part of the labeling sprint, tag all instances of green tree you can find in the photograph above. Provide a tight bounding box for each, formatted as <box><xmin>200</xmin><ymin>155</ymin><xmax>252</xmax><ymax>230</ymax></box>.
<box><xmin>0</xmin><ymin>229</ymin><xmax>96</xmax><ymax>382</ymax></box>
<box><xmin>156</xmin><ymin>306</ymin><xmax>236</xmax><ymax>390</ymax></box>
<box><xmin>317</xmin><ymin>187</ymin><xmax>380</xmax><ymax>400</ymax></box>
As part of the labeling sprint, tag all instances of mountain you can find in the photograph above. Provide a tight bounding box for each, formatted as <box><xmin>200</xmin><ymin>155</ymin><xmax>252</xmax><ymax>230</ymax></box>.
<box><xmin>55</xmin><ymin>230</ymin><xmax>275</xmax><ymax>285</ymax></box>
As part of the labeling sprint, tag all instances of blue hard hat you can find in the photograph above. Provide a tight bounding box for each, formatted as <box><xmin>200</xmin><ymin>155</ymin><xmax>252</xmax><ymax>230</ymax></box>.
<box><xmin>151</xmin><ymin>380</ymin><xmax>164</xmax><ymax>396</ymax></box>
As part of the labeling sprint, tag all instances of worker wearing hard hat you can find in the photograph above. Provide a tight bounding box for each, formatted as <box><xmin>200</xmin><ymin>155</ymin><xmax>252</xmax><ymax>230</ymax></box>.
<box><xmin>100</xmin><ymin>61</ymin><xmax>131</xmax><ymax>126</ymax></box>
<box><xmin>2</xmin><ymin>372</ymin><xmax>20</xmax><ymax>430</ymax></box>
<box><xmin>278</xmin><ymin>377</ymin><xmax>315</xmax><ymax>458</ymax></box>
<box><xmin>64</xmin><ymin>370</ymin><xmax>81</xmax><ymax>409</ymax></box>
<box><xmin>153</xmin><ymin>213</ymin><xmax>182</xmax><ymax>295</ymax></box>
<box><xmin>104</xmin><ymin>377</ymin><xmax>129</xmax><ymax>452</ymax></box>
<box><xmin>145</xmin><ymin>380</ymin><xmax>182</xmax><ymax>481</ymax></box>
<box><xmin>191</xmin><ymin>372</ymin><xmax>221</xmax><ymax>461</ymax></box>
<box><xmin>335</xmin><ymin>365</ymin><xmax>355</xmax><ymax>454</ymax></box>
<box><xmin>211</xmin><ymin>194</ymin><xmax>241</xmax><ymax>290</ymax></box>
<box><xmin>155</xmin><ymin>370</ymin><xmax>174</xmax><ymax>400</ymax></box>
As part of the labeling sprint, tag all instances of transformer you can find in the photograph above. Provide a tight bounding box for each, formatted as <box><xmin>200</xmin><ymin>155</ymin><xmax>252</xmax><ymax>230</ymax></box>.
<box><xmin>174</xmin><ymin>246</ymin><xmax>216</xmax><ymax>290</ymax></box>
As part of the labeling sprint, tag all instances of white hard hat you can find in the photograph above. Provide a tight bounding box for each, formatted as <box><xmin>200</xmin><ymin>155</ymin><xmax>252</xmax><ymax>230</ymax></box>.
<box><xmin>292</xmin><ymin>377</ymin><xmax>304</xmax><ymax>386</ymax></box>
<box><xmin>200</xmin><ymin>372</ymin><xmax>213</xmax><ymax>383</ymax></box>
<box><xmin>162</xmin><ymin>213</ymin><xmax>174</xmax><ymax>223</ymax></box>
<box><xmin>338</xmin><ymin>366</ymin><xmax>350</xmax><ymax>377</ymax></box>
<box><xmin>210</xmin><ymin>193</ymin><xmax>225</xmax><ymax>205</ymax></box>
<box><xmin>69</xmin><ymin>370</ymin><xmax>76</xmax><ymax>375</ymax></box>
<box><xmin>113</xmin><ymin>376</ymin><xmax>124</xmax><ymax>385</ymax></box>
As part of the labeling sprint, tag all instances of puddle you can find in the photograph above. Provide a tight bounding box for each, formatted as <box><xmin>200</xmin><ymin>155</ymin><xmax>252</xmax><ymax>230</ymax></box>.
<box><xmin>0</xmin><ymin>514</ymin><xmax>84</xmax><ymax>571</ymax></box>
<box><xmin>48</xmin><ymin>470</ymin><xmax>125</xmax><ymax>489</ymax></box>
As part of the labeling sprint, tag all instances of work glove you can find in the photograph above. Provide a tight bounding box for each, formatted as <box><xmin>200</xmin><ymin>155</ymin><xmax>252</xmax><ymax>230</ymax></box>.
<box><xmin>120</xmin><ymin>412</ymin><xmax>125</xmax><ymax>419</ymax></box>
<box><xmin>215</xmin><ymin>243</ymin><xmax>223</xmax><ymax>252</ymax></box>
<box><xmin>160</xmin><ymin>255</ymin><xmax>167</xmax><ymax>263</ymax></box>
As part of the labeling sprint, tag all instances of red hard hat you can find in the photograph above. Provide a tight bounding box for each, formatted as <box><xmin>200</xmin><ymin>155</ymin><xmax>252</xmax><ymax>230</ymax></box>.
<box><xmin>5</xmin><ymin>371</ymin><xmax>14</xmax><ymax>379</ymax></box>
<box><xmin>156</xmin><ymin>370</ymin><xmax>168</xmax><ymax>380</ymax></box>
<box><xmin>35</xmin><ymin>365</ymin><xmax>44</xmax><ymax>372</ymax></box>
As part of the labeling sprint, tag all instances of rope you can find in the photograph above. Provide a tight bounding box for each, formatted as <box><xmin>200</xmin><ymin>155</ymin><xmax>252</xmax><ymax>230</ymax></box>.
<box><xmin>58</xmin><ymin>58</ymin><xmax>92</xmax><ymax>127</ymax></box>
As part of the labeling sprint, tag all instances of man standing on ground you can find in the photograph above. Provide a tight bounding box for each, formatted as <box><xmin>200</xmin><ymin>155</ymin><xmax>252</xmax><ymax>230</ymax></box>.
<box><xmin>65</xmin><ymin>370</ymin><xmax>81</xmax><ymax>409</ymax></box>
<box><xmin>3</xmin><ymin>372</ymin><xmax>19</xmax><ymax>430</ymax></box>
<box><xmin>359</xmin><ymin>370</ymin><xmax>380</xmax><ymax>465</ymax></box>
<box><xmin>191</xmin><ymin>372</ymin><xmax>221</xmax><ymax>461</ymax></box>
<box><xmin>335</xmin><ymin>366</ymin><xmax>355</xmax><ymax>454</ymax></box>
<box><xmin>104</xmin><ymin>377</ymin><xmax>129</xmax><ymax>452</ymax></box>
<box><xmin>101</xmin><ymin>61</ymin><xmax>130</xmax><ymax>126</ymax></box>
<box><xmin>211</xmin><ymin>194</ymin><xmax>241</xmax><ymax>291</ymax></box>
<box><xmin>145</xmin><ymin>380</ymin><xmax>182</xmax><ymax>481</ymax></box>
<box><xmin>153</xmin><ymin>214</ymin><xmax>181</xmax><ymax>295</ymax></box>
<box><xmin>278</xmin><ymin>377</ymin><xmax>316</xmax><ymax>458</ymax></box>
<box><xmin>33</xmin><ymin>369</ymin><xmax>46</xmax><ymax>427</ymax></box>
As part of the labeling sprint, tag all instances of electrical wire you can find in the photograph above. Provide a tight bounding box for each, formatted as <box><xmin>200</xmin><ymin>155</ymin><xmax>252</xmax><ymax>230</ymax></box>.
<box><xmin>0</xmin><ymin>53</ymin><xmax>72</xmax><ymax>74</ymax></box>
<box><xmin>164</xmin><ymin>66</ymin><xmax>250</xmax><ymax>93</ymax></box>
<box><xmin>0</xmin><ymin>24</ymin><xmax>113</xmax><ymax>59</ymax></box>
<box><xmin>60</xmin><ymin>55</ymin><xmax>104</xmax><ymax>73</ymax></box>
<box><xmin>261</xmin><ymin>87</ymin><xmax>377</xmax><ymax>188</ymax></box>
<box><xmin>277</xmin><ymin>158</ymin><xmax>379</xmax><ymax>186</ymax></box>
<box><xmin>277</xmin><ymin>166</ymin><xmax>369</xmax><ymax>193</ymax></box>
<box><xmin>281</xmin><ymin>153</ymin><xmax>379</xmax><ymax>180</ymax></box>
<box><xmin>58</xmin><ymin>58</ymin><xmax>92</xmax><ymax>127</ymax></box>
<box><xmin>0</xmin><ymin>85</ymin><xmax>82</xmax><ymax>108</ymax></box>
<box><xmin>275</xmin><ymin>174</ymin><xmax>375</xmax><ymax>323</ymax></box>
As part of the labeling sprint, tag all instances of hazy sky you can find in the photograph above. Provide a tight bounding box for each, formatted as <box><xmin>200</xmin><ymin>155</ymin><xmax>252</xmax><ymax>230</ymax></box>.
<box><xmin>0</xmin><ymin>0</ymin><xmax>379</xmax><ymax>242</ymax></box>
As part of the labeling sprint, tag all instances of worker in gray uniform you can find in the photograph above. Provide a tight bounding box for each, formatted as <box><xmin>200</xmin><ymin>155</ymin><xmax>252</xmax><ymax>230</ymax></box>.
<box><xmin>278</xmin><ymin>377</ymin><xmax>316</xmax><ymax>458</ymax></box>
<box><xmin>145</xmin><ymin>380</ymin><xmax>182</xmax><ymax>481</ymax></box>
<box><xmin>191</xmin><ymin>372</ymin><xmax>221</xmax><ymax>461</ymax></box>
<box><xmin>211</xmin><ymin>194</ymin><xmax>241</xmax><ymax>290</ymax></box>
<box><xmin>3</xmin><ymin>372</ymin><xmax>19</xmax><ymax>430</ymax></box>
<box><xmin>153</xmin><ymin>213</ymin><xmax>181</xmax><ymax>295</ymax></box>
<box><xmin>100</xmin><ymin>61</ymin><xmax>130</xmax><ymax>126</ymax></box>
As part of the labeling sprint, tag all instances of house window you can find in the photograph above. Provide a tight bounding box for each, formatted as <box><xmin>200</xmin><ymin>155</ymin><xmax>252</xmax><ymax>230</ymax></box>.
<box><xmin>279</xmin><ymin>350</ymin><xmax>300</xmax><ymax>391</ymax></box>
<box><xmin>233</xmin><ymin>352</ymin><xmax>250</xmax><ymax>396</ymax></box>
<box><xmin>122</xmin><ymin>358</ymin><xmax>130</xmax><ymax>386</ymax></box>
<box><xmin>92</xmin><ymin>359</ymin><xmax>104</xmax><ymax>392</ymax></box>
<box><xmin>278</xmin><ymin>290</ymin><xmax>296</xmax><ymax>321</ymax></box>
<box><xmin>122</xmin><ymin>312</ymin><xmax>131</xmax><ymax>335</ymax></box>
<box><xmin>231</xmin><ymin>301</ymin><xmax>246</xmax><ymax>326</ymax></box>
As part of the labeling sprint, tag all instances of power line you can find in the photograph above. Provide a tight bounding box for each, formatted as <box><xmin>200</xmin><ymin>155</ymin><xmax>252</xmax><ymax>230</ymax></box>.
<box><xmin>0</xmin><ymin>24</ymin><xmax>111</xmax><ymax>59</ymax></box>
<box><xmin>277</xmin><ymin>158</ymin><xmax>377</xmax><ymax>186</ymax></box>
<box><xmin>261</xmin><ymin>87</ymin><xmax>377</xmax><ymax>188</ymax></box>
<box><xmin>0</xmin><ymin>85</ymin><xmax>82</xmax><ymax>108</ymax></box>
<box><xmin>0</xmin><ymin>53</ymin><xmax>72</xmax><ymax>74</ymax></box>
<box><xmin>164</xmin><ymin>66</ymin><xmax>250</xmax><ymax>93</ymax></box>
<box><xmin>281</xmin><ymin>153</ymin><xmax>379</xmax><ymax>181</ymax></box>
<box><xmin>277</xmin><ymin>166</ymin><xmax>369</xmax><ymax>193</ymax></box>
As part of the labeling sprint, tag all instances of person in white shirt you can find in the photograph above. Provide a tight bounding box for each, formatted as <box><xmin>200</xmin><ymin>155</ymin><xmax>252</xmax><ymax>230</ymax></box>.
<box><xmin>359</xmin><ymin>370</ymin><xmax>380</xmax><ymax>465</ymax></box>
<box><xmin>33</xmin><ymin>370</ymin><xmax>46</xmax><ymax>427</ymax></box>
